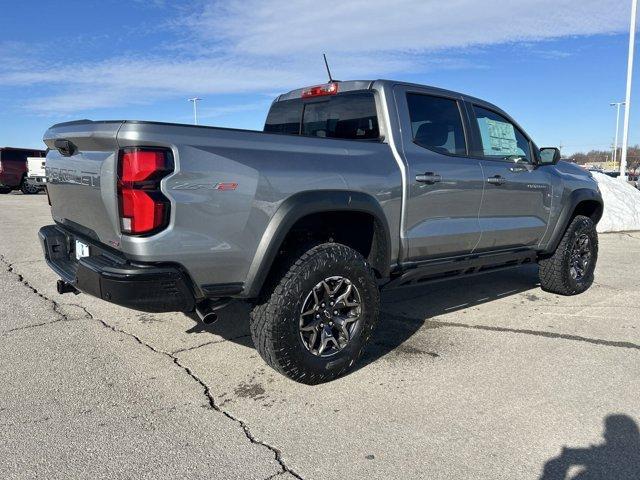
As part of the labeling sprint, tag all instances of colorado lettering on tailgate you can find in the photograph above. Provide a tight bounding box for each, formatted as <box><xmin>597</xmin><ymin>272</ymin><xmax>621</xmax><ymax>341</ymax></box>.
<box><xmin>46</xmin><ymin>167</ymin><xmax>101</xmax><ymax>188</ymax></box>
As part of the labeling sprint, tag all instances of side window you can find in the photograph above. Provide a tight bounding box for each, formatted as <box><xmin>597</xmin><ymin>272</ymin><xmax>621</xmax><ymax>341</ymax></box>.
<box><xmin>406</xmin><ymin>93</ymin><xmax>467</xmax><ymax>155</ymax></box>
<box><xmin>473</xmin><ymin>105</ymin><xmax>532</xmax><ymax>162</ymax></box>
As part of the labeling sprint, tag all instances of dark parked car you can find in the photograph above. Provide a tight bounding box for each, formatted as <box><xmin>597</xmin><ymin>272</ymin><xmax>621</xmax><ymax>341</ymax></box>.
<box><xmin>0</xmin><ymin>147</ymin><xmax>47</xmax><ymax>194</ymax></box>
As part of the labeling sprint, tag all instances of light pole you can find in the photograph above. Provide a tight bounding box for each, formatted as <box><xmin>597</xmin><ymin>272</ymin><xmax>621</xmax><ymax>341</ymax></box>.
<box><xmin>188</xmin><ymin>97</ymin><xmax>202</xmax><ymax>125</ymax></box>
<box><xmin>619</xmin><ymin>0</ymin><xmax>637</xmax><ymax>180</ymax></box>
<box><xmin>610</xmin><ymin>101</ymin><xmax>626</xmax><ymax>167</ymax></box>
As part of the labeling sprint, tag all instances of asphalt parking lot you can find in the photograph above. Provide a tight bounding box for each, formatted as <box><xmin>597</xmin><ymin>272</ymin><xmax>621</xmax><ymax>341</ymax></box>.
<box><xmin>1</xmin><ymin>192</ymin><xmax>639</xmax><ymax>479</ymax></box>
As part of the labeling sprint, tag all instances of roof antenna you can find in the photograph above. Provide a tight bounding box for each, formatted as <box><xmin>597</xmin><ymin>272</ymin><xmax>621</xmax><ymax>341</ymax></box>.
<box><xmin>323</xmin><ymin>53</ymin><xmax>337</xmax><ymax>83</ymax></box>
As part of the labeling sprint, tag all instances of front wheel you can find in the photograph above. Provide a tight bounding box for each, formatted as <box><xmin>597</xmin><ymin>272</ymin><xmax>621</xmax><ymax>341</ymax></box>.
<box><xmin>539</xmin><ymin>215</ymin><xmax>598</xmax><ymax>295</ymax></box>
<box><xmin>250</xmin><ymin>243</ymin><xmax>380</xmax><ymax>384</ymax></box>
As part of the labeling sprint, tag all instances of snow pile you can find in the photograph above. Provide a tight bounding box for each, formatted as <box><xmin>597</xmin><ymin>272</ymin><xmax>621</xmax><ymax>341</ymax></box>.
<box><xmin>591</xmin><ymin>172</ymin><xmax>640</xmax><ymax>233</ymax></box>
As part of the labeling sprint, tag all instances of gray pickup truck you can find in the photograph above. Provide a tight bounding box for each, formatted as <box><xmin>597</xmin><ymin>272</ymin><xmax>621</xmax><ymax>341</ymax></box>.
<box><xmin>39</xmin><ymin>80</ymin><xmax>603</xmax><ymax>384</ymax></box>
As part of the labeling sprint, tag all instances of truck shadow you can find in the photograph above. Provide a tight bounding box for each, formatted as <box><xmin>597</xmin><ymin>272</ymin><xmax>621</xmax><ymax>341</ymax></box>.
<box><xmin>185</xmin><ymin>264</ymin><xmax>541</xmax><ymax>364</ymax></box>
<box><xmin>539</xmin><ymin>414</ymin><xmax>640</xmax><ymax>479</ymax></box>
<box><xmin>359</xmin><ymin>263</ymin><xmax>540</xmax><ymax>369</ymax></box>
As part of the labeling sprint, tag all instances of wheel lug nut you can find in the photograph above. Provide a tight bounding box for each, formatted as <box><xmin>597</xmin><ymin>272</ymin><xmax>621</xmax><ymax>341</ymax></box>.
<box><xmin>320</xmin><ymin>323</ymin><xmax>324</xmax><ymax>328</ymax></box>
<box><xmin>321</xmin><ymin>303</ymin><xmax>325</xmax><ymax>307</ymax></box>
<box><xmin>316</xmin><ymin>314</ymin><xmax>320</xmax><ymax>318</ymax></box>
<box><xmin>333</xmin><ymin>310</ymin><xmax>338</xmax><ymax>315</ymax></box>
<box><xmin>330</xmin><ymin>301</ymin><xmax>334</xmax><ymax>306</ymax></box>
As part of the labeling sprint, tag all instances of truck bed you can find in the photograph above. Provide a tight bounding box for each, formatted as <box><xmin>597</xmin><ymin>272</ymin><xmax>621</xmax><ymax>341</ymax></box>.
<box><xmin>43</xmin><ymin>119</ymin><xmax>401</xmax><ymax>291</ymax></box>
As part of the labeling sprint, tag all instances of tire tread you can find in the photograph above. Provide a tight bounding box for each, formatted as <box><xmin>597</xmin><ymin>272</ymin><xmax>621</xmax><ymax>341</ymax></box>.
<box><xmin>250</xmin><ymin>243</ymin><xmax>379</xmax><ymax>384</ymax></box>
<box><xmin>539</xmin><ymin>215</ymin><xmax>598</xmax><ymax>296</ymax></box>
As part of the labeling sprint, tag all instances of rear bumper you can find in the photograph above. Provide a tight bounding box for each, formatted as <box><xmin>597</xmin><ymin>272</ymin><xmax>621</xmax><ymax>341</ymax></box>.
<box><xmin>26</xmin><ymin>176</ymin><xmax>47</xmax><ymax>186</ymax></box>
<box><xmin>38</xmin><ymin>224</ymin><xmax>196</xmax><ymax>313</ymax></box>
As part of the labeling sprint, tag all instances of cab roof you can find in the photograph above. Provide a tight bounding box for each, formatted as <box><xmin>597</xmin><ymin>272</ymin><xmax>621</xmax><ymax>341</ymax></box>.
<box><xmin>275</xmin><ymin>79</ymin><xmax>501</xmax><ymax>111</ymax></box>
<box><xmin>273</xmin><ymin>79</ymin><xmax>517</xmax><ymax>133</ymax></box>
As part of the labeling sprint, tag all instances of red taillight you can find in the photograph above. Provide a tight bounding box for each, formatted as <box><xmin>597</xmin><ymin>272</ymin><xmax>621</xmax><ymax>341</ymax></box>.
<box><xmin>301</xmin><ymin>82</ymin><xmax>339</xmax><ymax>98</ymax></box>
<box><xmin>117</xmin><ymin>148</ymin><xmax>173</xmax><ymax>235</ymax></box>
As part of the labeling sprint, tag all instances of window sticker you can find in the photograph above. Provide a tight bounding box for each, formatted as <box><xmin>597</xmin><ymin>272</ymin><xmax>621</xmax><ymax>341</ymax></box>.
<box><xmin>477</xmin><ymin>117</ymin><xmax>518</xmax><ymax>156</ymax></box>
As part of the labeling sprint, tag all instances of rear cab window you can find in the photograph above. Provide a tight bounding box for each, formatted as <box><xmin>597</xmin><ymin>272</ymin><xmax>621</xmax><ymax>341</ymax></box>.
<box><xmin>264</xmin><ymin>91</ymin><xmax>380</xmax><ymax>141</ymax></box>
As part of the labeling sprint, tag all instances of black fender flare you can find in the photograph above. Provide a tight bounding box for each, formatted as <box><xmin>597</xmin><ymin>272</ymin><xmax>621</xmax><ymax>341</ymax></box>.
<box><xmin>543</xmin><ymin>188</ymin><xmax>603</xmax><ymax>254</ymax></box>
<box><xmin>243</xmin><ymin>190</ymin><xmax>391</xmax><ymax>298</ymax></box>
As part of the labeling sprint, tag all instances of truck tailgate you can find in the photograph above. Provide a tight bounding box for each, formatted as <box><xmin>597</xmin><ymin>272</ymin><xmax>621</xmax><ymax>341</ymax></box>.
<box><xmin>43</xmin><ymin>121</ymin><xmax>124</xmax><ymax>246</ymax></box>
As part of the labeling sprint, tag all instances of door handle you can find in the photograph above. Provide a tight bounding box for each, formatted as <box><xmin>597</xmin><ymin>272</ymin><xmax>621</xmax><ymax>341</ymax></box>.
<box><xmin>416</xmin><ymin>172</ymin><xmax>442</xmax><ymax>184</ymax></box>
<box><xmin>487</xmin><ymin>175</ymin><xmax>506</xmax><ymax>186</ymax></box>
<box><xmin>509</xmin><ymin>164</ymin><xmax>529</xmax><ymax>173</ymax></box>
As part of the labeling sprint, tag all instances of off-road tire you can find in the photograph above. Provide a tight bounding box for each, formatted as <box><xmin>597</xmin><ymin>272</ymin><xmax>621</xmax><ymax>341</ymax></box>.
<box><xmin>539</xmin><ymin>215</ymin><xmax>598</xmax><ymax>295</ymax></box>
<box><xmin>250</xmin><ymin>243</ymin><xmax>379</xmax><ymax>384</ymax></box>
<box><xmin>0</xmin><ymin>187</ymin><xmax>11</xmax><ymax>194</ymax></box>
<box><xmin>20</xmin><ymin>178</ymin><xmax>40</xmax><ymax>195</ymax></box>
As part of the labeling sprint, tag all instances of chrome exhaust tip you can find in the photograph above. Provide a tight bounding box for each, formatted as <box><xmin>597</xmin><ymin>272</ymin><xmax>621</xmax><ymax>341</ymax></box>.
<box><xmin>194</xmin><ymin>298</ymin><xmax>234</xmax><ymax>324</ymax></box>
<box><xmin>197</xmin><ymin>310</ymin><xmax>218</xmax><ymax>324</ymax></box>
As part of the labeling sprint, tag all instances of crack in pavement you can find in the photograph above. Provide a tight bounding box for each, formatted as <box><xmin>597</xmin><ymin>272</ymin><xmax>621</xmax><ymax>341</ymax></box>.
<box><xmin>170</xmin><ymin>334</ymin><xmax>252</xmax><ymax>355</ymax></box>
<box><xmin>90</xmin><ymin>317</ymin><xmax>303</xmax><ymax>479</ymax></box>
<box><xmin>0</xmin><ymin>254</ymin><xmax>303</xmax><ymax>480</ymax></box>
<box><xmin>383</xmin><ymin>311</ymin><xmax>640</xmax><ymax>351</ymax></box>
<box><xmin>0</xmin><ymin>255</ymin><xmax>90</xmax><ymax>334</ymax></box>
<box><xmin>5</xmin><ymin>317</ymin><xmax>77</xmax><ymax>333</ymax></box>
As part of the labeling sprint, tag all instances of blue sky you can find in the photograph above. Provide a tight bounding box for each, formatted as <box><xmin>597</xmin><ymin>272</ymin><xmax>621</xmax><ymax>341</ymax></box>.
<box><xmin>0</xmin><ymin>0</ymin><xmax>637</xmax><ymax>155</ymax></box>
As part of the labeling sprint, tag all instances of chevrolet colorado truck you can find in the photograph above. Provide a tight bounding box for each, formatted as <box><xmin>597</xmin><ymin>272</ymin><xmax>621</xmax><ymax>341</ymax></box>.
<box><xmin>39</xmin><ymin>80</ymin><xmax>603</xmax><ymax>384</ymax></box>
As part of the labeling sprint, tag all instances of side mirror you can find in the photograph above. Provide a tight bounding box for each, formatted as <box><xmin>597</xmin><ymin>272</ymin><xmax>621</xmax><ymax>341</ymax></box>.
<box><xmin>539</xmin><ymin>147</ymin><xmax>561</xmax><ymax>165</ymax></box>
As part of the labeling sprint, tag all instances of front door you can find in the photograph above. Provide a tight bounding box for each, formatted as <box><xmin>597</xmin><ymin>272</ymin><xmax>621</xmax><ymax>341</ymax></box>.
<box><xmin>394</xmin><ymin>87</ymin><xmax>484</xmax><ymax>261</ymax></box>
<box><xmin>468</xmin><ymin>104</ymin><xmax>552</xmax><ymax>251</ymax></box>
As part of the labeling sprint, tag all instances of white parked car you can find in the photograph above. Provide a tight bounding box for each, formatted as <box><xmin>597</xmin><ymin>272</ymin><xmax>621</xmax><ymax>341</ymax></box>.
<box><xmin>25</xmin><ymin>156</ymin><xmax>47</xmax><ymax>193</ymax></box>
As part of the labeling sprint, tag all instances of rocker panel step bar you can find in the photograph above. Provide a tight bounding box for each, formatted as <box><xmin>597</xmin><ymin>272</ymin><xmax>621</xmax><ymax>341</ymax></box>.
<box><xmin>384</xmin><ymin>249</ymin><xmax>537</xmax><ymax>290</ymax></box>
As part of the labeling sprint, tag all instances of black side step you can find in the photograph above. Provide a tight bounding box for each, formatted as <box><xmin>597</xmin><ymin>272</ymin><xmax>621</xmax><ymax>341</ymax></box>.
<box><xmin>383</xmin><ymin>249</ymin><xmax>537</xmax><ymax>290</ymax></box>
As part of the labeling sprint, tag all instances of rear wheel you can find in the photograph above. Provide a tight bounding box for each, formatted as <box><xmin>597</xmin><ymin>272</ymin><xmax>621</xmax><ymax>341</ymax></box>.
<box><xmin>0</xmin><ymin>187</ymin><xmax>11</xmax><ymax>194</ymax></box>
<box><xmin>539</xmin><ymin>215</ymin><xmax>598</xmax><ymax>295</ymax></box>
<box><xmin>250</xmin><ymin>243</ymin><xmax>379</xmax><ymax>384</ymax></box>
<box><xmin>20</xmin><ymin>178</ymin><xmax>40</xmax><ymax>195</ymax></box>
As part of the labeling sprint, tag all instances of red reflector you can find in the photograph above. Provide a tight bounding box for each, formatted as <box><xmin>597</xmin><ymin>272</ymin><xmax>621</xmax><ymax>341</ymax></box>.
<box><xmin>301</xmin><ymin>82</ymin><xmax>339</xmax><ymax>98</ymax></box>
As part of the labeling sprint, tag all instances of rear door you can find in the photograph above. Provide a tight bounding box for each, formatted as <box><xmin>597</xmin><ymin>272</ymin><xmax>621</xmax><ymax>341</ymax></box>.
<box><xmin>467</xmin><ymin>103</ymin><xmax>552</xmax><ymax>251</ymax></box>
<box><xmin>394</xmin><ymin>86</ymin><xmax>483</xmax><ymax>261</ymax></box>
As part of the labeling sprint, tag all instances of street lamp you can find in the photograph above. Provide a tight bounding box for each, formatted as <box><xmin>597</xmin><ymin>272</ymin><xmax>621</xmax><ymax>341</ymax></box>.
<box><xmin>188</xmin><ymin>97</ymin><xmax>202</xmax><ymax>125</ymax></box>
<box><xmin>619</xmin><ymin>0</ymin><xmax>637</xmax><ymax>181</ymax></box>
<box><xmin>610</xmin><ymin>101</ymin><xmax>626</xmax><ymax>167</ymax></box>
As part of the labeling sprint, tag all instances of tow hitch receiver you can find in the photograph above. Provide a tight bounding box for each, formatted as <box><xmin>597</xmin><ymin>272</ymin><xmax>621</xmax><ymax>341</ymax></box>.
<box><xmin>56</xmin><ymin>279</ymin><xmax>79</xmax><ymax>295</ymax></box>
